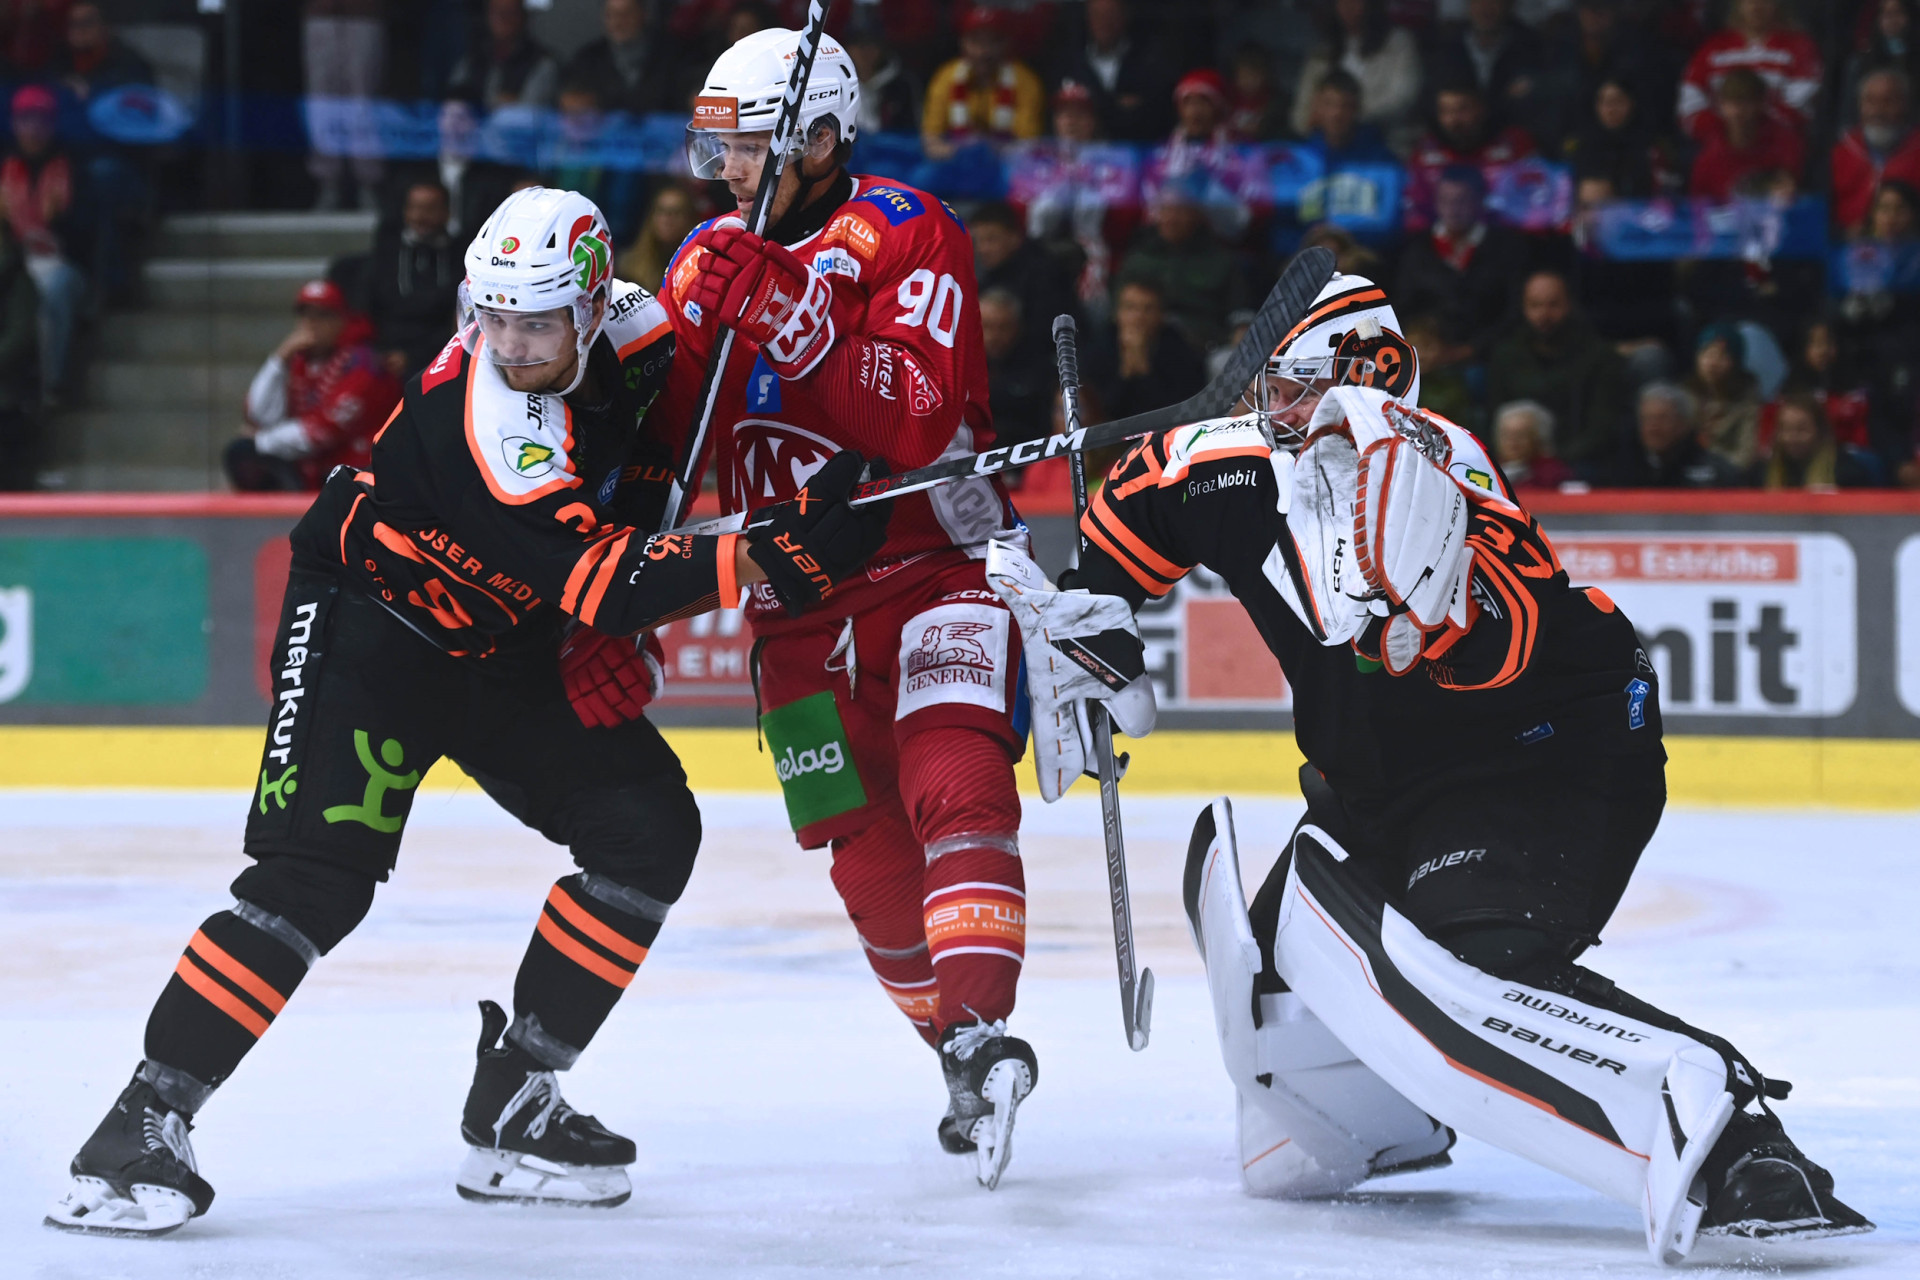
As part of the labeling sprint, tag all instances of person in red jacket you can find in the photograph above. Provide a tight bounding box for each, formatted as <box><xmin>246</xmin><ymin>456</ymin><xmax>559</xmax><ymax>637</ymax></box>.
<box><xmin>1688</xmin><ymin>68</ymin><xmax>1805</xmax><ymax>201</ymax></box>
<box><xmin>1403</xmin><ymin>79</ymin><xmax>1534</xmax><ymax>232</ymax></box>
<box><xmin>1832</xmin><ymin>66</ymin><xmax>1920</xmax><ymax>236</ymax></box>
<box><xmin>658</xmin><ymin>28</ymin><xmax>1038</xmax><ymax>1188</ymax></box>
<box><xmin>224</xmin><ymin>278</ymin><xmax>402</xmax><ymax>491</ymax></box>
<box><xmin>1676</xmin><ymin>0</ymin><xmax>1821</xmax><ymax>143</ymax></box>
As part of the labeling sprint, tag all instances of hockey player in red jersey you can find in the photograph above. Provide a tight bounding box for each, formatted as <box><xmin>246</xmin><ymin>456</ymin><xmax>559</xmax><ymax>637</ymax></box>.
<box><xmin>656</xmin><ymin>27</ymin><xmax>1036</xmax><ymax>1186</ymax></box>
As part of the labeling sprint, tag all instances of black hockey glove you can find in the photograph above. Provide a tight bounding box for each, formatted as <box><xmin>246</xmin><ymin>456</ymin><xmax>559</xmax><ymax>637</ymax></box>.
<box><xmin>746</xmin><ymin>450</ymin><xmax>894</xmax><ymax>616</ymax></box>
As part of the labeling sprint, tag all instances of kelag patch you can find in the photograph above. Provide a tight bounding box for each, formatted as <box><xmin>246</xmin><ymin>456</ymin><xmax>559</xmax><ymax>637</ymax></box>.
<box><xmin>760</xmin><ymin>690</ymin><xmax>867</xmax><ymax>830</ymax></box>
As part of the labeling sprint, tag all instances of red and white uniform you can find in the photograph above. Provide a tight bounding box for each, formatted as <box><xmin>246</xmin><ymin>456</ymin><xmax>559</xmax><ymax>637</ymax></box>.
<box><xmin>1402</xmin><ymin>126</ymin><xmax>1535</xmax><ymax>232</ymax></box>
<box><xmin>244</xmin><ymin>319</ymin><xmax>402</xmax><ymax>489</ymax></box>
<box><xmin>1676</xmin><ymin>27</ymin><xmax>1821</xmax><ymax>143</ymax></box>
<box><xmin>658</xmin><ymin>173</ymin><xmax>1028</xmax><ymax>1043</ymax></box>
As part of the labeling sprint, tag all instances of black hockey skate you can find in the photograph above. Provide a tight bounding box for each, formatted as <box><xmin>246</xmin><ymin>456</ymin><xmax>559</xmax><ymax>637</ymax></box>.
<box><xmin>1698</xmin><ymin>1109</ymin><xmax>1874</xmax><ymax>1242</ymax></box>
<box><xmin>457</xmin><ymin>1001</ymin><xmax>635</xmax><ymax>1208</ymax></box>
<box><xmin>938</xmin><ymin>1019</ymin><xmax>1037</xmax><ymax>1189</ymax></box>
<box><xmin>44</xmin><ymin>1068</ymin><xmax>215</xmax><ymax>1236</ymax></box>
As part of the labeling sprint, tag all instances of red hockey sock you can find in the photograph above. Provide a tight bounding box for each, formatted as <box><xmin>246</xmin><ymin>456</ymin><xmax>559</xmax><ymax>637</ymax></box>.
<box><xmin>831</xmin><ymin>806</ymin><xmax>942</xmax><ymax>1043</ymax></box>
<box><xmin>900</xmin><ymin>728</ymin><xmax>1025</xmax><ymax>1032</ymax></box>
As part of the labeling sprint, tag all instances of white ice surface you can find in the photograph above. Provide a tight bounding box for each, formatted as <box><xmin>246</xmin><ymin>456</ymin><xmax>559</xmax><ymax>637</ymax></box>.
<box><xmin>0</xmin><ymin>787</ymin><xmax>1914</xmax><ymax>1278</ymax></box>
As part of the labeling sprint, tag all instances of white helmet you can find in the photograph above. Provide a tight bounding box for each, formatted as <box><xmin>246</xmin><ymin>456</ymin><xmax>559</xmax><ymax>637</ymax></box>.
<box><xmin>685</xmin><ymin>27</ymin><xmax>860</xmax><ymax>180</ymax></box>
<box><xmin>459</xmin><ymin>187</ymin><xmax>616</xmax><ymax>395</ymax></box>
<box><xmin>1256</xmin><ymin>272</ymin><xmax>1420</xmax><ymax>446</ymax></box>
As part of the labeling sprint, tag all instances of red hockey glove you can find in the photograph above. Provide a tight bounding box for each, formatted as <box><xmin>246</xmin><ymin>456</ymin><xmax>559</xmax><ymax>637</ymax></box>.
<box><xmin>687</xmin><ymin>221</ymin><xmax>835</xmax><ymax>379</ymax></box>
<box><xmin>560</xmin><ymin>626</ymin><xmax>666</xmax><ymax>729</ymax></box>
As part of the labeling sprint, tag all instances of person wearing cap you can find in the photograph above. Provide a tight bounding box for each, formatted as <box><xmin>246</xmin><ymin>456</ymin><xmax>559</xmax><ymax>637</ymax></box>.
<box><xmin>1004</xmin><ymin>77</ymin><xmax>1142</xmax><ymax>323</ymax></box>
<box><xmin>921</xmin><ymin>7</ymin><xmax>1045</xmax><ymax>160</ymax></box>
<box><xmin>222</xmin><ymin>277</ymin><xmax>401</xmax><ymax>491</ymax></box>
<box><xmin>0</xmin><ymin>82</ymin><xmax>83</xmax><ymax>407</ymax></box>
<box><xmin>1153</xmin><ymin>67</ymin><xmax>1261</xmax><ymax>241</ymax></box>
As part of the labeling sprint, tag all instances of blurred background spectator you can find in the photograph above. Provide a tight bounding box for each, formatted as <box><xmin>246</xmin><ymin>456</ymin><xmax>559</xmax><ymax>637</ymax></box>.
<box><xmin>303</xmin><ymin>0</ymin><xmax>386</xmax><ymax>212</ymax></box>
<box><xmin>1688</xmin><ymin>67</ymin><xmax>1804</xmax><ymax>200</ymax></box>
<box><xmin>1833</xmin><ymin>67</ymin><xmax>1920</xmax><ymax>234</ymax></box>
<box><xmin>563</xmin><ymin>0</ymin><xmax>678</xmax><ymax>117</ymax></box>
<box><xmin>1491</xmin><ymin>399</ymin><xmax>1576</xmax><ymax>490</ymax></box>
<box><xmin>845</xmin><ymin>12</ymin><xmax>924</xmax><ymax>136</ymax></box>
<box><xmin>1687</xmin><ymin>322</ymin><xmax>1763</xmax><ymax>470</ymax></box>
<box><xmin>1396</xmin><ymin>165</ymin><xmax>1528</xmax><ymax>360</ymax></box>
<box><xmin>970</xmin><ymin>200</ymin><xmax>1076</xmax><ymax>354</ymax></box>
<box><xmin>2</xmin><ymin>84</ymin><xmax>83</xmax><ymax>409</ymax></box>
<box><xmin>1291</xmin><ymin>0</ymin><xmax>1423</xmax><ymax>146</ymax></box>
<box><xmin>1677</xmin><ymin>0</ymin><xmax>1821</xmax><ymax>144</ymax></box>
<box><xmin>1404</xmin><ymin>79</ymin><xmax>1535</xmax><ymax>230</ymax></box>
<box><xmin>1754</xmin><ymin>390</ymin><xmax>1880</xmax><ymax>487</ymax></box>
<box><xmin>1609</xmin><ymin>381</ymin><xmax>1741</xmax><ymax>487</ymax></box>
<box><xmin>1051</xmin><ymin>0</ymin><xmax>1173</xmax><ymax>143</ymax></box>
<box><xmin>618</xmin><ymin>183</ymin><xmax>702</xmax><ymax>292</ymax></box>
<box><xmin>363</xmin><ymin>180</ymin><xmax>461</xmax><ymax>380</ymax></box>
<box><xmin>1117</xmin><ymin>172</ymin><xmax>1245</xmax><ymax>349</ymax></box>
<box><xmin>980</xmin><ymin>285</ymin><xmax>1053</xmax><ymax>446</ymax></box>
<box><xmin>923</xmin><ymin>8</ymin><xmax>1044</xmax><ymax>160</ymax></box>
<box><xmin>1086</xmin><ymin>277</ymin><xmax>1204</xmax><ymax>420</ymax></box>
<box><xmin>1428</xmin><ymin>0</ymin><xmax>1547</xmax><ymax>129</ymax></box>
<box><xmin>225</xmin><ymin>279</ymin><xmax>400</xmax><ymax>493</ymax></box>
<box><xmin>449</xmin><ymin>0</ymin><xmax>560</xmax><ymax>111</ymax></box>
<box><xmin>1485</xmin><ymin>269</ymin><xmax>1626</xmax><ymax>478</ymax></box>
<box><xmin>386</xmin><ymin>92</ymin><xmax>528</xmax><ymax>238</ymax></box>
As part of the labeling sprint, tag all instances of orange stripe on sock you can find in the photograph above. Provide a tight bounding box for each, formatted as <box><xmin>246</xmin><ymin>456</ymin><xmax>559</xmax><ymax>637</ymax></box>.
<box><xmin>186</xmin><ymin>930</ymin><xmax>287</xmax><ymax>1015</ymax></box>
<box><xmin>174</xmin><ymin>955</ymin><xmax>270</xmax><ymax>1037</ymax></box>
<box><xmin>536</xmin><ymin>911</ymin><xmax>636</xmax><ymax>988</ymax></box>
<box><xmin>544</xmin><ymin>885</ymin><xmax>650</xmax><ymax>964</ymax></box>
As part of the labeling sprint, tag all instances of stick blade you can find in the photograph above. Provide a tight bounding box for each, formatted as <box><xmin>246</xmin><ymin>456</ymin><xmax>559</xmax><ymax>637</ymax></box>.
<box><xmin>1182</xmin><ymin>245</ymin><xmax>1337</xmax><ymax>421</ymax></box>
<box><xmin>1126</xmin><ymin>968</ymin><xmax>1155</xmax><ymax>1051</ymax></box>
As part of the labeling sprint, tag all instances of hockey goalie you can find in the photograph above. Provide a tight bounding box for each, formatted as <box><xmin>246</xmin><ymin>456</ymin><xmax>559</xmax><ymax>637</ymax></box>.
<box><xmin>986</xmin><ymin>273</ymin><xmax>1872</xmax><ymax>1264</ymax></box>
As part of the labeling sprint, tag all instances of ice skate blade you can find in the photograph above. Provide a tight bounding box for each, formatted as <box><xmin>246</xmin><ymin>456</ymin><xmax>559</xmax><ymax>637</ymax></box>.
<box><xmin>455</xmin><ymin>1147</ymin><xmax>632</xmax><ymax>1208</ymax></box>
<box><xmin>1701</xmin><ymin>1218</ymin><xmax>1876</xmax><ymax>1243</ymax></box>
<box><xmin>43</xmin><ymin>1176</ymin><xmax>195</xmax><ymax>1237</ymax></box>
<box><xmin>970</xmin><ymin>1059</ymin><xmax>1033</xmax><ymax>1191</ymax></box>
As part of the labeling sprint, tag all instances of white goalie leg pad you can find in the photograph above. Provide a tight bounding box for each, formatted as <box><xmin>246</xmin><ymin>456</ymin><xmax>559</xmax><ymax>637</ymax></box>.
<box><xmin>1271</xmin><ymin>824</ymin><xmax>1737</xmax><ymax>1265</ymax></box>
<box><xmin>1187</xmin><ymin>798</ymin><xmax>1454</xmax><ymax>1198</ymax></box>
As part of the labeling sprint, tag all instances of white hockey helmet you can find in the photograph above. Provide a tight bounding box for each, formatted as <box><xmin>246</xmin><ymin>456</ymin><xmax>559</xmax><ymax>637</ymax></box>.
<box><xmin>459</xmin><ymin>187</ymin><xmax>616</xmax><ymax>394</ymax></box>
<box><xmin>684</xmin><ymin>26</ymin><xmax>860</xmax><ymax>180</ymax></box>
<box><xmin>1255</xmin><ymin>272</ymin><xmax>1420</xmax><ymax>446</ymax></box>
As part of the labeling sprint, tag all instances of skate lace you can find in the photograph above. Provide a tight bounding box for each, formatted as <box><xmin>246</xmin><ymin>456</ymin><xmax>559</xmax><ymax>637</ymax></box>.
<box><xmin>496</xmin><ymin>1070</ymin><xmax>574</xmax><ymax>1143</ymax></box>
<box><xmin>141</xmin><ymin>1107</ymin><xmax>198</xmax><ymax>1173</ymax></box>
<box><xmin>942</xmin><ymin>1017</ymin><xmax>1007</xmax><ymax>1063</ymax></box>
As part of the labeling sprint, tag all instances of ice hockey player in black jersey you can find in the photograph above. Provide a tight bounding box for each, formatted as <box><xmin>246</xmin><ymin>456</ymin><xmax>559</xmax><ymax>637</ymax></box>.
<box><xmin>987</xmin><ymin>274</ymin><xmax>1870</xmax><ymax>1264</ymax></box>
<box><xmin>46</xmin><ymin>188</ymin><xmax>890</xmax><ymax>1235</ymax></box>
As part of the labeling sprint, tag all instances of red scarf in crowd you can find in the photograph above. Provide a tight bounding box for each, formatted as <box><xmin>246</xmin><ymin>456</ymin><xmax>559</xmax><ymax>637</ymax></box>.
<box><xmin>947</xmin><ymin>60</ymin><xmax>1019</xmax><ymax>138</ymax></box>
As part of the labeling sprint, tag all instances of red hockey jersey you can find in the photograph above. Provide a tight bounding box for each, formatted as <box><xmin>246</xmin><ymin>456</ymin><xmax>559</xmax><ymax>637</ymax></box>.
<box><xmin>1677</xmin><ymin>27</ymin><xmax>1821</xmax><ymax>143</ymax></box>
<box><xmin>657</xmin><ymin>173</ymin><xmax>1016</xmax><ymax>629</ymax></box>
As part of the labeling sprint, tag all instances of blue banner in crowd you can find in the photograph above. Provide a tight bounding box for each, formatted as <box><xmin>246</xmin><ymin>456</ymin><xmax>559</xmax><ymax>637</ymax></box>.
<box><xmin>1591</xmin><ymin>197</ymin><xmax>1829</xmax><ymax>262</ymax></box>
<box><xmin>1830</xmin><ymin>240</ymin><xmax>1920</xmax><ymax>295</ymax></box>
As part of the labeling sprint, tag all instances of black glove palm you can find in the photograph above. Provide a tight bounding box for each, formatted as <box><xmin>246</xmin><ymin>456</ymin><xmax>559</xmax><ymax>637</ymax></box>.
<box><xmin>747</xmin><ymin>450</ymin><xmax>893</xmax><ymax>615</ymax></box>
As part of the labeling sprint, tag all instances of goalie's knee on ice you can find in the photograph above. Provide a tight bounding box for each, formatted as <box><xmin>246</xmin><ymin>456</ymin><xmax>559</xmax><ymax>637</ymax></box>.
<box><xmin>230</xmin><ymin>854</ymin><xmax>376</xmax><ymax>956</ymax></box>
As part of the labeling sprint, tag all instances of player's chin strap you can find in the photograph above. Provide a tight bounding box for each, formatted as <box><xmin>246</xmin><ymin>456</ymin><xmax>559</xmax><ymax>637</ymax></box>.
<box><xmin>1269</xmin><ymin>821</ymin><xmax>1754</xmax><ymax>1266</ymax></box>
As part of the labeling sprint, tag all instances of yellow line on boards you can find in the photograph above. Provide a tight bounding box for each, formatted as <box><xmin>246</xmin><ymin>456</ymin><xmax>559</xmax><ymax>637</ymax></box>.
<box><xmin>0</xmin><ymin>727</ymin><xmax>1914</xmax><ymax>808</ymax></box>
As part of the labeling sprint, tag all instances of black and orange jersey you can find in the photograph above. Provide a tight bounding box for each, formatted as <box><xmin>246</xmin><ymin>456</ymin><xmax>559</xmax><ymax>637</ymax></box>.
<box><xmin>1070</xmin><ymin>418</ymin><xmax>1664</xmax><ymax>810</ymax></box>
<box><xmin>289</xmin><ymin>281</ymin><xmax>744</xmax><ymax>666</ymax></box>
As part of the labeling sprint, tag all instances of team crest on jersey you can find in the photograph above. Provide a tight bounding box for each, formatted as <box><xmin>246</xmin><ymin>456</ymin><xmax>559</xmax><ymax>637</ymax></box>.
<box><xmin>731</xmin><ymin>419</ymin><xmax>837</xmax><ymax>508</ymax></box>
<box><xmin>505</xmin><ymin>437</ymin><xmax>557</xmax><ymax>477</ymax></box>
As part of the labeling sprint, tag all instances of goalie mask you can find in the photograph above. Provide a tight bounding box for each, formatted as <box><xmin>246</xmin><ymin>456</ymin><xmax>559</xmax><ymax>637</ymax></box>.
<box><xmin>1248</xmin><ymin>273</ymin><xmax>1420</xmax><ymax>449</ymax></box>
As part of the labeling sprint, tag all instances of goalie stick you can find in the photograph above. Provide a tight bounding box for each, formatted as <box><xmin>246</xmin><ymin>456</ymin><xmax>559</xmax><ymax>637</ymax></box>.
<box><xmin>657</xmin><ymin>0</ymin><xmax>832</xmax><ymax>533</ymax></box>
<box><xmin>1055</xmin><ymin>313</ymin><xmax>1153</xmax><ymax>1053</ymax></box>
<box><xmin>663</xmin><ymin>246</ymin><xmax>1338</xmax><ymax>537</ymax></box>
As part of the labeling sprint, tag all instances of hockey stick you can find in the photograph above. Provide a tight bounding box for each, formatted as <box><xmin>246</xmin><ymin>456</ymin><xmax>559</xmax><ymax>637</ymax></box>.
<box><xmin>658</xmin><ymin>0</ymin><xmax>832</xmax><ymax>533</ymax></box>
<box><xmin>845</xmin><ymin>246</ymin><xmax>1337</xmax><ymax>506</ymax></box>
<box><xmin>661</xmin><ymin>246</ymin><xmax>1337</xmax><ymax>539</ymax></box>
<box><xmin>1055</xmin><ymin>313</ymin><xmax>1153</xmax><ymax>1053</ymax></box>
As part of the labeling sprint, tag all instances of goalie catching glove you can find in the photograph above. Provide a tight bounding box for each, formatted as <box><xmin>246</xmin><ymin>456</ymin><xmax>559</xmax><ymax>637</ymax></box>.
<box><xmin>985</xmin><ymin>539</ymin><xmax>1156</xmax><ymax>803</ymax></box>
<box><xmin>684</xmin><ymin>219</ymin><xmax>836</xmax><ymax>379</ymax></box>
<box><xmin>746</xmin><ymin>449</ymin><xmax>894</xmax><ymax>616</ymax></box>
<box><xmin>1280</xmin><ymin>388</ymin><xmax>1470</xmax><ymax>673</ymax></box>
<box><xmin>560</xmin><ymin>626</ymin><xmax>666</xmax><ymax>729</ymax></box>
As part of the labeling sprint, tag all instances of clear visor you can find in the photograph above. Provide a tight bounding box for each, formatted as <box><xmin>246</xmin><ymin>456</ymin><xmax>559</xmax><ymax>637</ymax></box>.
<box><xmin>458</xmin><ymin>293</ymin><xmax>581</xmax><ymax>368</ymax></box>
<box><xmin>685</xmin><ymin>127</ymin><xmax>776</xmax><ymax>180</ymax></box>
<box><xmin>1243</xmin><ymin>354</ymin><xmax>1336</xmax><ymax>448</ymax></box>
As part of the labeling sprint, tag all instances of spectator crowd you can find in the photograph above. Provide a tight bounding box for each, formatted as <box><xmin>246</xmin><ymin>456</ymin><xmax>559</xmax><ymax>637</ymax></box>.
<box><xmin>1</xmin><ymin>0</ymin><xmax>1918</xmax><ymax>496</ymax></box>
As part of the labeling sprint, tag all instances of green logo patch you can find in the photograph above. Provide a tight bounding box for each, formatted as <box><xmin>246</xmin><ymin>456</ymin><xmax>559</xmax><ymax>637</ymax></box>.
<box><xmin>258</xmin><ymin>764</ymin><xmax>299</xmax><ymax>814</ymax></box>
<box><xmin>760</xmin><ymin>691</ymin><xmax>866</xmax><ymax>831</ymax></box>
<box><xmin>323</xmin><ymin>730</ymin><xmax>420</xmax><ymax>832</ymax></box>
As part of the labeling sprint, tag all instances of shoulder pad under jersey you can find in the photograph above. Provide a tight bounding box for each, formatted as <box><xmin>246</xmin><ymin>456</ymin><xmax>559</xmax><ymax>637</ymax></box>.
<box><xmin>603</xmin><ymin>278</ymin><xmax>672</xmax><ymax>367</ymax></box>
<box><xmin>1157</xmin><ymin>416</ymin><xmax>1274</xmax><ymax>485</ymax></box>
<box><xmin>461</xmin><ymin>351</ymin><xmax>582</xmax><ymax>506</ymax></box>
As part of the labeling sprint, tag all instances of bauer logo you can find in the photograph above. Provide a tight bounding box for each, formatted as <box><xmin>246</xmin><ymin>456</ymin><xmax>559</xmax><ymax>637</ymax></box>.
<box><xmin>759</xmin><ymin>690</ymin><xmax>867</xmax><ymax>829</ymax></box>
<box><xmin>1553</xmin><ymin>534</ymin><xmax>1856</xmax><ymax>718</ymax></box>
